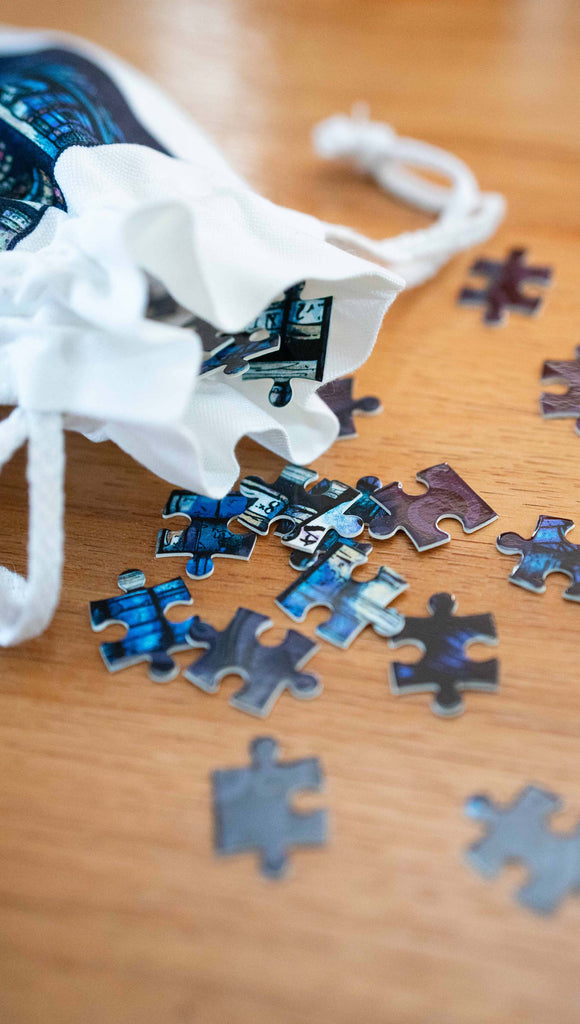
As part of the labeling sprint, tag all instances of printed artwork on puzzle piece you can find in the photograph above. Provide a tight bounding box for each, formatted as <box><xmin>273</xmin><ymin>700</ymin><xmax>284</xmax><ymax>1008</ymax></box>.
<box><xmin>156</xmin><ymin>489</ymin><xmax>257</xmax><ymax>579</ymax></box>
<box><xmin>540</xmin><ymin>345</ymin><xmax>580</xmax><ymax>434</ymax></box>
<box><xmin>497</xmin><ymin>514</ymin><xmax>580</xmax><ymax>601</ymax></box>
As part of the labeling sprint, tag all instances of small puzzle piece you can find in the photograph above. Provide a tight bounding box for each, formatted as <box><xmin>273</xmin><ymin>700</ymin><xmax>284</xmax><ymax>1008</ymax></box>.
<box><xmin>212</xmin><ymin>736</ymin><xmax>328</xmax><ymax>878</ymax></box>
<box><xmin>89</xmin><ymin>569</ymin><xmax>195</xmax><ymax>682</ymax></box>
<box><xmin>540</xmin><ymin>345</ymin><xmax>580</xmax><ymax>433</ymax></box>
<box><xmin>388</xmin><ymin>592</ymin><xmax>498</xmax><ymax>717</ymax></box>
<box><xmin>369</xmin><ymin>463</ymin><xmax>497</xmax><ymax>551</ymax></box>
<box><xmin>156</xmin><ymin>491</ymin><xmax>257</xmax><ymax>579</ymax></box>
<box><xmin>199</xmin><ymin>330</ymin><xmax>280</xmax><ymax>377</ymax></box>
<box><xmin>238</xmin><ymin>464</ymin><xmax>362</xmax><ymax>553</ymax></box>
<box><xmin>496</xmin><ymin>514</ymin><xmax>580</xmax><ymax>600</ymax></box>
<box><xmin>184</xmin><ymin>607</ymin><xmax>321</xmax><ymax>717</ymax></box>
<box><xmin>286</xmin><ymin>478</ymin><xmax>388</xmax><ymax>570</ymax></box>
<box><xmin>465</xmin><ymin>785</ymin><xmax>580</xmax><ymax>914</ymax></box>
<box><xmin>276</xmin><ymin>538</ymin><xmax>407</xmax><ymax>648</ymax></box>
<box><xmin>458</xmin><ymin>247</ymin><xmax>552</xmax><ymax>325</ymax></box>
<box><xmin>317</xmin><ymin>376</ymin><xmax>382</xmax><ymax>439</ymax></box>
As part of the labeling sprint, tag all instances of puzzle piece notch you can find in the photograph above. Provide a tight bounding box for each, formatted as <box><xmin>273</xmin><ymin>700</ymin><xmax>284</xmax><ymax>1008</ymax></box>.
<box><xmin>458</xmin><ymin>247</ymin><xmax>553</xmax><ymax>325</ymax></box>
<box><xmin>370</xmin><ymin>463</ymin><xmax>497</xmax><ymax>551</ymax></box>
<box><xmin>212</xmin><ymin>736</ymin><xmax>328</xmax><ymax>878</ymax></box>
<box><xmin>317</xmin><ymin>376</ymin><xmax>382</xmax><ymax>438</ymax></box>
<box><xmin>184</xmin><ymin>607</ymin><xmax>321</xmax><ymax>717</ymax></box>
<box><xmin>89</xmin><ymin>569</ymin><xmax>195</xmax><ymax>682</ymax></box>
<box><xmin>156</xmin><ymin>490</ymin><xmax>257</xmax><ymax>579</ymax></box>
<box><xmin>465</xmin><ymin>785</ymin><xmax>580</xmax><ymax>914</ymax></box>
<box><xmin>277</xmin><ymin>538</ymin><xmax>407</xmax><ymax>648</ymax></box>
<box><xmin>496</xmin><ymin>514</ymin><xmax>580</xmax><ymax>601</ymax></box>
<box><xmin>540</xmin><ymin>345</ymin><xmax>580</xmax><ymax>434</ymax></box>
<box><xmin>388</xmin><ymin>592</ymin><xmax>499</xmax><ymax>716</ymax></box>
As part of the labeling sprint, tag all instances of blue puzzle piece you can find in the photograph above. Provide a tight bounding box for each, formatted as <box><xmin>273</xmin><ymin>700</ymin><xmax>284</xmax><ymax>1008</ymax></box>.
<box><xmin>200</xmin><ymin>331</ymin><xmax>280</xmax><ymax>377</ymax></box>
<box><xmin>156</xmin><ymin>491</ymin><xmax>257</xmax><ymax>579</ymax></box>
<box><xmin>89</xmin><ymin>569</ymin><xmax>195</xmax><ymax>682</ymax></box>
<box><xmin>496</xmin><ymin>515</ymin><xmax>580</xmax><ymax>600</ymax></box>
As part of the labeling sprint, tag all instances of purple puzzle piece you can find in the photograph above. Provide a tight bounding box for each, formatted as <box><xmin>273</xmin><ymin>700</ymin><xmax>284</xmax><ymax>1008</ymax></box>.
<box><xmin>459</xmin><ymin>248</ymin><xmax>552</xmax><ymax>325</ymax></box>
<box><xmin>540</xmin><ymin>345</ymin><xmax>580</xmax><ymax>434</ymax></box>
<box><xmin>317</xmin><ymin>376</ymin><xmax>382</xmax><ymax>439</ymax></box>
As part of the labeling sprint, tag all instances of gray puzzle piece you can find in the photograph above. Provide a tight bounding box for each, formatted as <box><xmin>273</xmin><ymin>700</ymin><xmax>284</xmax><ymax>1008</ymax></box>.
<box><xmin>465</xmin><ymin>785</ymin><xmax>580</xmax><ymax>914</ymax></box>
<box><xmin>212</xmin><ymin>736</ymin><xmax>328</xmax><ymax>878</ymax></box>
<box><xmin>184</xmin><ymin>607</ymin><xmax>321</xmax><ymax>717</ymax></box>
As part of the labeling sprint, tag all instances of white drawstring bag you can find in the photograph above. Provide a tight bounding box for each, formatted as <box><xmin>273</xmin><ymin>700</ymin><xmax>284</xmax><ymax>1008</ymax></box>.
<box><xmin>0</xmin><ymin>28</ymin><xmax>505</xmax><ymax>645</ymax></box>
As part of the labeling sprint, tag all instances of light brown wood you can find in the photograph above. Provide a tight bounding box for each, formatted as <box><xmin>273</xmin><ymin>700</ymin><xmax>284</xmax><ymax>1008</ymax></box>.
<box><xmin>1</xmin><ymin>2</ymin><xmax>580</xmax><ymax>1021</ymax></box>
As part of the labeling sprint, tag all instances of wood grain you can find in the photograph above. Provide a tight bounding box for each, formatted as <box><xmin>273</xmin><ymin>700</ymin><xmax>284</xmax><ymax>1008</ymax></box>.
<box><xmin>1</xmin><ymin>2</ymin><xmax>580</xmax><ymax>1022</ymax></box>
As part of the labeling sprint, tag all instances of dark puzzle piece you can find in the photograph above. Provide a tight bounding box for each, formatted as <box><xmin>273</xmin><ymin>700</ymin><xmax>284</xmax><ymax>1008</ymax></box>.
<box><xmin>458</xmin><ymin>247</ymin><xmax>552</xmax><ymax>326</ymax></box>
<box><xmin>369</xmin><ymin>462</ymin><xmax>497</xmax><ymax>551</ymax></box>
<box><xmin>540</xmin><ymin>345</ymin><xmax>580</xmax><ymax>434</ymax></box>
<box><xmin>89</xmin><ymin>569</ymin><xmax>195</xmax><ymax>682</ymax></box>
<box><xmin>242</xmin><ymin>282</ymin><xmax>332</xmax><ymax>406</ymax></box>
<box><xmin>317</xmin><ymin>376</ymin><xmax>382</xmax><ymax>439</ymax></box>
<box><xmin>465</xmin><ymin>785</ymin><xmax>580</xmax><ymax>915</ymax></box>
<box><xmin>184</xmin><ymin>607</ymin><xmax>321</xmax><ymax>717</ymax></box>
<box><xmin>286</xmin><ymin>478</ymin><xmax>386</xmax><ymax>570</ymax></box>
<box><xmin>496</xmin><ymin>514</ymin><xmax>580</xmax><ymax>601</ymax></box>
<box><xmin>276</xmin><ymin>537</ymin><xmax>407</xmax><ymax>648</ymax></box>
<box><xmin>212</xmin><ymin>736</ymin><xmax>328</xmax><ymax>878</ymax></box>
<box><xmin>238</xmin><ymin>463</ymin><xmax>362</xmax><ymax>554</ymax></box>
<box><xmin>199</xmin><ymin>328</ymin><xmax>280</xmax><ymax>377</ymax></box>
<box><xmin>156</xmin><ymin>491</ymin><xmax>257</xmax><ymax>579</ymax></box>
<box><xmin>388</xmin><ymin>592</ymin><xmax>498</xmax><ymax>717</ymax></box>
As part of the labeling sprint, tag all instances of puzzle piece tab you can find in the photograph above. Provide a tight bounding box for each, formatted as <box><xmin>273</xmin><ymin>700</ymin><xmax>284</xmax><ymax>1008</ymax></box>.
<box><xmin>540</xmin><ymin>345</ymin><xmax>580</xmax><ymax>434</ymax></box>
<box><xmin>317</xmin><ymin>376</ymin><xmax>382</xmax><ymax>438</ymax></box>
<box><xmin>369</xmin><ymin>463</ymin><xmax>497</xmax><ymax>551</ymax></box>
<box><xmin>212</xmin><ymin>736</ymin><xmax>328</xmax><ymax>878</ymax></box>
<box><xmin>89</xmin><ymin>569</ymin><xmax>195</xmax><ymax>682</ymax></box>
<box><xmin>388</xmin><ymin>592</ymin><xmax>498</xmax><ymax>717</ymax></box>
<box><xmin>465</xmin><ymin>785</ymin><xmax>580</xmax><ymax>914</ymax></box>
<box><xmin>184</xmin><ymin>607</ymin><xmax>321</xmax><ymax>717</ymax></box>
<box><xmin>496</xmin><ymin>514</ymin><xmax>580</xmax><ymax>600</ymax></box>
<box><xmin>276</xmin><ymin>538</ymin><xmax>407</xmax><ymax>648</ymax></box>
<box><xmin>156</xmin><ymin>491</ymin><xmax>257</xmax><ymax>579</ymax></box>
<box><xmin>458</xmin><ymin>248</ymin><xmax>552</xmax><ymax>325</ymax></box>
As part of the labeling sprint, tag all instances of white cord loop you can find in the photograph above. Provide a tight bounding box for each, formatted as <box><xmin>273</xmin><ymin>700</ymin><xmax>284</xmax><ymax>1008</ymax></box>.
<box><xmin>313</xmin><ymin>105</ymin><xmax>506</xmax><ymax>288</ymax></box>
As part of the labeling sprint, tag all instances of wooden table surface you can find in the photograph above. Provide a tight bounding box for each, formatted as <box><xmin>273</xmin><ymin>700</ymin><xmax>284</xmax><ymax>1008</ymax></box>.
<box><xmin>1</xmin><ymin>2</ymin><xmax>580</xmax><ymax>1022</ymax></box>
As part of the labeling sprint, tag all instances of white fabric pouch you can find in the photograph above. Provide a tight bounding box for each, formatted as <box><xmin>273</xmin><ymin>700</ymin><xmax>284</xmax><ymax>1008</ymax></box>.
<box><xmin>0</xmin><ymin>28</ymin><xmax>504</xmax><ymax>644</ymax></box>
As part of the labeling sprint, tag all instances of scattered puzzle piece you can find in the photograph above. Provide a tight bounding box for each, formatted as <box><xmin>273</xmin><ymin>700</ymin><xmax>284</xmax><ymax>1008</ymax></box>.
<box><xmin>276</xmin><ymin>538</ymin><xmax>407</xmax><ymax>648</ymax></box>
<box><xmin>540</xmin><ymin>345</ymin><xmax>580</xmax><ymax>433</ymax></box>
<box><xmin>89</xmin><ymin>569</ymin><xmax>195</xmax><ymax>682</ymax></box>
<box><xmin>184</xmin><ymin>607</ymin><xmax>321</xmax><ymax>717</ymax></box>
<box><xmin>388</xmin><ymin>592</ymin><xmax>498</xmax><ymax>717</ymax></box>
<box><xmin>369</xmin><ymin>463</ymin><xmax>497</xmax><ymax>551</ymax></box>
<box><xmin>465</xmin><ymin>785</ymin><xmax>580</xmax><ymax>915</ymax></box>
<box><xmin>212</xmin><ymin>736</ymin><xmax>328</xmax><ymax>878</ymax></box>
<box><xmin>156</xmin><ymin>491</ymin><xmax>257</xmax><ymax>579</ymax></box>
<box><xmin>496</xmin><ymin>514</ymin><xmax>580</xmax><ymax>600</ymax></box>
<box><xmin>317</xmin><ymin>376</ymin><xmax>382</xmax><ymax>438</ymax></box>
<box><xmin>285</xmin><ymin>478</ymin><xmax>388</xmax><ymax>570</ymax></box>
<box><xmin>458</xmin><ymin>247</ymin><xmax>552</xmax><ymax>325</ymax></box>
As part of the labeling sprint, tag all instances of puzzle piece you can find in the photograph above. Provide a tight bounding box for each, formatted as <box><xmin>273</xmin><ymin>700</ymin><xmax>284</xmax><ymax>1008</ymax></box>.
<box><xmin>465</xmin><ymin>785</ymin><xmax>580</xmax><ymax>914</ymax></box>
<box><xmin>388</xmin><ymin>592</ymin><xmax>498</xmax><ymax>717</ymax></box>
<box><xmin>369</xmin><ymin>463</ymin><xmax>497</xmax><ymax>551</ymax></box>
<box><xmin>458</xmin><ymin>247</ymin><xmax>552</xmax><ymax>325</ymax></box>
<box><xmin>276</xmin><ymin>538</ymin><xmax>407</xmax><ymax>648</ymax></box>
<box><xmin>317</xmin><ymin>376</ymin><xmax>382</xmax><ymax>438</ymax></box>
<box><xmin>238</xmin><ymin>463</ymin><xmax>362</xmax><ymax>553</ymax></box>
<box><xmin>184</xmin><ymin>607</ymin><xmax>321</xmax><ymax>717</ymax></box>
<box><xmin>89</xmin><ymin>569</ymin><xmax>195</xmax><ymax>682</ymax></box>
<box><xmin>286</xmin><ymin>479</ymin><xmax>388</xmax><ymax>570</ymax></box>
<box><xmin>242</xmin><ymin>282</ymin><xmax>332</xmax><ymax>406</ymax></box>
<box><xmin>156</xmin><ymin>491</ymin><xmax>257</xmax><ymax>579</ymax></box>
<box><xmin>199</xmin><ymin>329</ymin><xmax>280</xmax><ymax>377</ymax></box>
<box><xmin>540</xmin><ymin>345</ymin><xmax>580</xmax><ymax>433</ymax></box>
<box><xmin>212</xmin><ymin>736</ymin><xmax>328</xmax><ymax>878</ymax></box>
<box><xmin>496</xmin><ymin>514</ymin><xmax>580</xmax><ymax>600</ymax></box>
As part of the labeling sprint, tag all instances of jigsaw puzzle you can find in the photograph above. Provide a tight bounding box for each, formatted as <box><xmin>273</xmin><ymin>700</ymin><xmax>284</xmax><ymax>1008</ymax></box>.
<box><xmin>212</xmin><ymin>736</ymin><xmax>328</xmax><ymax>878</ymax></box>
<box><xmin>317</xmin><ymin>376</ymin><xmax>382</xmax><ymax>439</ymax></box>
<box><xmin>458</xmin><ymin>247</ymin><xmax>552</xmax><ymax>325</ymax></box>
<box><xmin>184</xmin><ymin>607</ymin><xmax>321</xmax><ymax>717</ymax></box>
<box><xmin>465</xmin><ymin>785</ymin><xmax>580</xmax><ymax>914</ymax></box>
<box><xmin>286</xmin><ymin>478</ymin><xmax>388</xmax><ymax>570</ymax></box>
<box><xmin>369</xmin><ymin>463</ymin><xmax>497</xmax><ymax>551</ymax></box>
<box><xmin>199</xmin><ymin>330</ymin><xmax>280</xmax><ymax>377</ymax></box>
<box><xmin>156</xmin><ymin>491</ymin><xmax>257</xmax><ymax>579</ymax></box>
<box><xmin>496</xmin><ymin>515</ymin><xmax>580</xmax><ymax>600</ymax></box>
<box><xmin>388</xmin><ymin>592</ymin><xmax>498</xmax><ymax>717</ymax></box>
<box><xmin>89</xmin><ymin>569</ymin><xmax>195</xmax><ymax>682</ymax></box>
<box><xmin>276</xmin><ymin>538</ymin><xmax>407</xmax><ymax>648</ymax></box>
<box><xmin>540</xmin><ymin>345</ymin><xmax>580</xmax><ymax>433</ymax></box>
